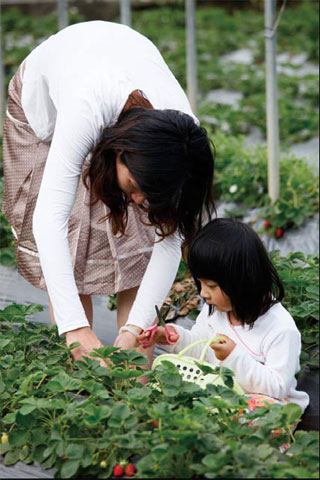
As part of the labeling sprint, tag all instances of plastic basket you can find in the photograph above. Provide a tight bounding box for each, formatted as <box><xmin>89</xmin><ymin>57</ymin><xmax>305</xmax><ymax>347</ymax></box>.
<box><xmin>152</xmin><ymin>337</ymin><xmax>244</xmax><ymax>395</ymax></box>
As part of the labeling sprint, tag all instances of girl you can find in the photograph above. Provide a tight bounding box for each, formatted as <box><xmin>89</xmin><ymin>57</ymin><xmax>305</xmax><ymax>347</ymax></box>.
<box><xmin>2</xmin><ymin>21</ymin><xmax>215</xmax><ymax>364</ymax></box>
<box><xmin>137</xmin><ymin>219</ymin><xmax>309</xmax><ymax>413</ymax></box>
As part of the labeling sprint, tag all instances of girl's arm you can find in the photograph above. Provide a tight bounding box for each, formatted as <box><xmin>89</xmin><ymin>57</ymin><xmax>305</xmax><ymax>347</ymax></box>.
<box><xmin>219</xmin><ymin>329</ymin><xmax>301</xmax><ymax>399</ymax></box>
<box><xmin>151</xmin><ymin>304</ymin><xmax>217</xmax><ymax>364</ymax></box>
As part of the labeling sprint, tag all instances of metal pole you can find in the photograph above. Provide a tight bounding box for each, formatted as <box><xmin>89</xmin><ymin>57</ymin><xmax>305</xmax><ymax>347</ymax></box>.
<box><xmin>265</xmin><ymin>0</ymin><xmax>280</xmax><ymax>202</ymax></box>
<box><xmin>120</xmin><ymin>0</ymin><xmax>131</xmax><ymax>27</ymax></box>
<box><xmin>185</xmin><ymin>0</ymin><xmax>198</xmax><ymax>114</ymax></box>
<box><xmin>57</xmin><ymin>0</ymin><xmax>68</xmax><ymax>31</ymax></box>
<box><xmin>0</xmin><ymin>4</ymin><xmax>5</xmax><ymax>132</ymax></box>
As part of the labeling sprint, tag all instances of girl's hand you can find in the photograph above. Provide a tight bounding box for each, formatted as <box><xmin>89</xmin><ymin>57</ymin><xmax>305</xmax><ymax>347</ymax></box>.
<box><xmin>137</xmin><ymin>326</ymin><xmax>179</xmax><ymax>348</ymax></box>
<box><xmin>210</xmin><ymin>333</ymin><xmax>236</xmax><ymax>361</ymax></box>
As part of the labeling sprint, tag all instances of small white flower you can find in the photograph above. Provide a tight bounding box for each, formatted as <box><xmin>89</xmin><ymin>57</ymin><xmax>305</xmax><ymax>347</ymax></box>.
<box><xmin>229</xmin><ymin>184</ymin><xmax>238</xmax><ymax>194</ymax></box>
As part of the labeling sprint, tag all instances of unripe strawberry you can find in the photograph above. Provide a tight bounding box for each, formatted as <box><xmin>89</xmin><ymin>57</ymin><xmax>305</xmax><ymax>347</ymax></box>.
<box><xmin>264</xmin><ymin>220</ymin><xmax>271</xmax><ymax>228</ymax></box>
<box><xmin>275</xmin><ymin>228</ymin><xmax>283</xmax><ymax>238</ymax></box>
<box><xmin>1</xmin><ymin>433</ymin><xmax>8</xmax><ymax>444</ymax></box>
<box><xmin>100</xmin><ymin>460</ymin><xmax>107</xmax><ymax>469</ymax></box>
<box><xmin>125</xmin><ymin>463</ymin><xmax>135</xmax><ymax>477</ymax></box>
<box><xmin>113</xmin><ymin>464</ymin><xmax>124</xmax><ymax>477</ymax></box>
<box><xmin>152</xmin><ymin>420</ymin><xmax>159</xmax><ymax>427</ymax></box>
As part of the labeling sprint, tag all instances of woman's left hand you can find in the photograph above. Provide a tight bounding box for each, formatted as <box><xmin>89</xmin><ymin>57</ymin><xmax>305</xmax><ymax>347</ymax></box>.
<box><xmin>210</xmin><ymin>333</ymin><xmax>236</xmax><ymax>361</ymax></box>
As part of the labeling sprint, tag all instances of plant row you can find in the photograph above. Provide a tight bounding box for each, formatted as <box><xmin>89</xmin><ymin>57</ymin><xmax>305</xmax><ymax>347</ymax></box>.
<box><xmin>0</xmin><ymin>303</ymin><xmax>319</xmax><ymax>478</ymax></box>
<box><xmin>2</xmin><ymin>3</ymin><xmax>319</xmax><ymax>144</ymax></box>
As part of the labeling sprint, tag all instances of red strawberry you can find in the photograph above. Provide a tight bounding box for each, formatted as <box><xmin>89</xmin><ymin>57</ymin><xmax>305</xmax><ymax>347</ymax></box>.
<box><xmin>113</xmin><ymin>464</ymin><xmax>124</xmax><ymax>477</ymax></box>
<box><xmin>152</xmin><ymin>420</ymin><xmax>159</xmax><ymax>427</ymax></box>
<box><xmin>275</xmin><ymin>228</ymin><xmax>283</xmax><ymax>238</ymax></box>
<box><xmin>125</xmin><ymin>463</ymin><xmax>135</xmax><ymax>477</ymax></box>
<box><xmin>264</xmin><ymin>220</ymin><xmax>271</xmax><ymax>228</ymax></box>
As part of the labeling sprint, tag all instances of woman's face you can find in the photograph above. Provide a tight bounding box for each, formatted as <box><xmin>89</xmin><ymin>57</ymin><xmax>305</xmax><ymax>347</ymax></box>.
<box><xmin>116</xmin><ymin>152</ymin><xmax>146</xmax><ymax>205</ymax></box>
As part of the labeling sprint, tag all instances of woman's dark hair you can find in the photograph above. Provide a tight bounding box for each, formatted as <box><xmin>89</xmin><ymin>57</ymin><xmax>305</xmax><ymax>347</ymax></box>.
<box><xmin>83</xmin><ymin>107</ymin><xmax>215</xmax><ymax>248</ymax></box>
<box><xmin>188</xmin><ymin>218</ymin><xmax>284</xmax><ymax>327</ymax></box>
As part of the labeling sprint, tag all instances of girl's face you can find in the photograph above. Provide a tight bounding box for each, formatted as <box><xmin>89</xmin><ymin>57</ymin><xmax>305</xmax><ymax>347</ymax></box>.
<box><xmin>116</xmin><ymin>152</ymin><xmax>146</xmax><ymax>205</ymax></box>
<box><xmin>199</xmin><ymin>278</ymin><xmax>233</xmax><ymax>313</ymax></box>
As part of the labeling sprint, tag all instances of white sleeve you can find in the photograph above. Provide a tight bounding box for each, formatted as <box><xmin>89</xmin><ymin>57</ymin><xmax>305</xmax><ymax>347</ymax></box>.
<box><xmin>33</xmin><ymin>102</ymin><xmax>96</xmax><ymax>336</ymax></box>
<box><xmin>221</xmin><ymin>329</ymin><xmax>301</xmax><ymax>399</ymax></box>
<box><xmin>126</xmin><ymin>231</ymin><xmax>182</xmax><ymax>330</ymax></box>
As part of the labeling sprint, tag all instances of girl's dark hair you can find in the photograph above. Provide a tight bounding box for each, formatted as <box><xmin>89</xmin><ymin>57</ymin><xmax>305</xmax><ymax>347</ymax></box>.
<box><xmin>83</xmin><ymin>107</ymin><xmax>215</xmax><ymax>248</ymax></box>
<box><xmin>188</xmin><ymin>218</ymin><xmax>284</xmax><ymax>327</ymax></box>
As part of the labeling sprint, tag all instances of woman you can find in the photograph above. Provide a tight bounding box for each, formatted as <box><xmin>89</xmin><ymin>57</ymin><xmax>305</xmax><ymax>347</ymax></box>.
<box><xmin>2</xmin><ymin>20</ymin><xmax>215</xmax><ymax>365</ymax></box>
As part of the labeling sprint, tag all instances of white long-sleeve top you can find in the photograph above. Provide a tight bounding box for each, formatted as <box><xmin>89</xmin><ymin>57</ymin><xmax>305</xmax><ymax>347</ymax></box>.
<box><xmin>20</xmin><ymin>21</ymin><xmax>197</xmax><ymax>335</ymax></box>
<box><xmin>163</xmin><ymin>302</ymin><xmax>309</xmax><ymax>412</ymax></box>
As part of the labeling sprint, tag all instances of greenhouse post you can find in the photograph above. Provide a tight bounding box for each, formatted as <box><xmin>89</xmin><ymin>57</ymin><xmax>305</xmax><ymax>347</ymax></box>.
<box><xmin>185</xmin><ymin>0</ymin><xmax>198</xmax><ymax>114</ymax></box>
<box><xmin>120</xmin><ymin>0</ymin><xmax>131</xmax><ymax>27</ymax></box>
<box><xmin>265</xmin><ymin>0</ymin><xmax>280</xmax><ymax>202</ymax></box>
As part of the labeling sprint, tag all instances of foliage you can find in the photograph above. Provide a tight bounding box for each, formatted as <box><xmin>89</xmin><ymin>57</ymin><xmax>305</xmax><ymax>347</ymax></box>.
<box><xmin>0</xmin><ymin>137</ymin><xmax>15</xmax><ymax>266</ymax></box>
<box><xmin>270</xmin><ymin>251</ymin><xmax>319</xmax><ymax>376</ymax></box>
<box><xmin>212</xmin><ymin>131</ymin><xmax>319</xmax><ymax>235</ymax></box>
<box><xmin>0</xmin><ymin>303</ymin><xmax>318</xmax><ymax>478</ymax></box>
<box><xmin>133</xmin><ymin>2</ymin><xmax>319</xmax><ymax>143</ymax></box>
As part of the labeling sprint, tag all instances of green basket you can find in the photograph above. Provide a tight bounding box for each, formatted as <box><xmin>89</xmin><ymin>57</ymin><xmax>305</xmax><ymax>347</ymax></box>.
<box><xmin>152</xmin><ymin>337</ymin><xmax>244</xmax><ymax>395</ymax></box>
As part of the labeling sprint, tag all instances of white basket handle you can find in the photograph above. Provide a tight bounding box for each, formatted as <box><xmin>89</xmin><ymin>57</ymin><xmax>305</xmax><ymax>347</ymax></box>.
<box><xmin>177</xmin><ymin>336</ymin><xmax>223</xmax><ymax>363</ymax></box>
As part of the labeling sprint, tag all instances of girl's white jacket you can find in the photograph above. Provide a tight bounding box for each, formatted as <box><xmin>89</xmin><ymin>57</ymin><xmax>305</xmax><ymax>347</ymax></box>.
<box><xmin>163</xmin><ymin>302</ymin><xmax>310</xmax><ymax>412</ymax></box>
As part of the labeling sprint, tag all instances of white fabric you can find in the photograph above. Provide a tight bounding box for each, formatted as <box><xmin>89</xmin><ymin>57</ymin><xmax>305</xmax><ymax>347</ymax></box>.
<box><xmin>21</xmin><ymin>21</ymin><xmax>196</xmax><ymax>335</ymax></box>
<box><xmin>163</xmin><ymin>302</ymin><xmax>310</xmax><ymax>412</ymax></box>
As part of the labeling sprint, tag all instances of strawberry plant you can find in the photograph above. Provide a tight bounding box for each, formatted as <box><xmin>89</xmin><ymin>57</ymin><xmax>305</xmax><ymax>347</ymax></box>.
<box><xmin>211</xmin><ymin>131</ymin><xmax>319</xmax><ymax>235</ymax></box>
<box><xmin>0</xmin><ymin>302</ymin><xmax>319</xmax><ymax>478</ymax></box>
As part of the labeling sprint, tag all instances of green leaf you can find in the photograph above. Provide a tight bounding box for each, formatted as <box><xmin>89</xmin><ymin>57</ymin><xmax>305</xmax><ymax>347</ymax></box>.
<box><xmin>2</xmin><ymin>412</ymin><xmax>16</xmax><ymax>424</ymax></box>
<box><xmin>16</xmin><ymin>412</ymin><xmax>37</xmax><ymax>428</ymax></box>
<box><xmin>4</xmin><ymin>449</ymin><xmax>20</xmax><ymax>466</ymax></box>
<box><xmin>42</xmin><ymin>452</ymin><xmax>56</xmax><ymax>469</ymax></box>
<box><xmin>0</xmin><ymin>338</ymin><xmax>10</xmax><ymax>348</ymax></box>
<box><xmin>9</xmin><ymin>429</ymin><xmax>29</xmax><ymax>447</ymax></box>
<box><xmin>32</xmin><ymin>444</ymin><xmax>47</xmax><ymax>463</ymax></box>
<box><xmin>65</xmin><ymin>443</ymin><xmax>85</xmax><ymax>460</ymax></box>
<box><xmin>60</xmin><ymin>459</ymin><xmax>80</xmax><ymax>478</ymax></box>
<box><xmin>19</xmin><ymin>404</ymin><xmax>36</xmax><ymax>415</ymax></box>
<box><xmin>282</xmin><ymin>403</ymin><xmax>303</xmax><ymax>424</ymax></box>
<box><xmin>0</xmin><ymin>380</ymin><xmax>5</xmax><ymax>393</ymax></box>
<box><xmin>110</xmin><ymin>402</ymin><xmax>131</xmax><ymax>422</ymax></box>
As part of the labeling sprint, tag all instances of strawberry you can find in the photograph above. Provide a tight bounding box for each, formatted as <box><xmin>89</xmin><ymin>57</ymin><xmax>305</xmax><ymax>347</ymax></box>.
<box><xmin>264</xmin><ymin>220</ymin><xmax>271</xmax><ymax>228</ymax></box>
<box><xmin>100</xmin><ymin>460</ymin><xmax>107</xmax><ymax>468</ymax></box>
<box><xmin>152</xmin><ymin>420</ymin><xmax>159</xmax><ymax>427</ymax></box>
<box><xmin>113</xmin><ymin>464</ymin><xmax>125</xmax><ymax>477</ymax></box>
<box><xmin>275</xmin><ymin>228</ymin><xmax>283</xmax><ymax>238</ymax></box>
<box><xmin>125</xmin><ymin>463</ymin><xmax>135</xmax><ymax>477</ymax></box>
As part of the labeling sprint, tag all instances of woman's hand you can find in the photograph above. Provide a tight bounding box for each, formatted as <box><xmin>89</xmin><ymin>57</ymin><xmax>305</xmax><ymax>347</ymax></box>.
<box><xmin>137</xmin><ymin>326</ymin><xmax>179</xmax><ymax>347</ymax></box>
<box><xmin>66</xmin><ymin>327</ymin><xmax>104</xmax><ymax>364</ymax></box>
<box><xmin>210</xmin><ymin>333</ymin><xmax>236</xmax><ymax>361</ymax></box>
<box><xmin>113</xmin><ymin>325</ymin><xmax>143</xmax><ymax>350</ymax></box>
